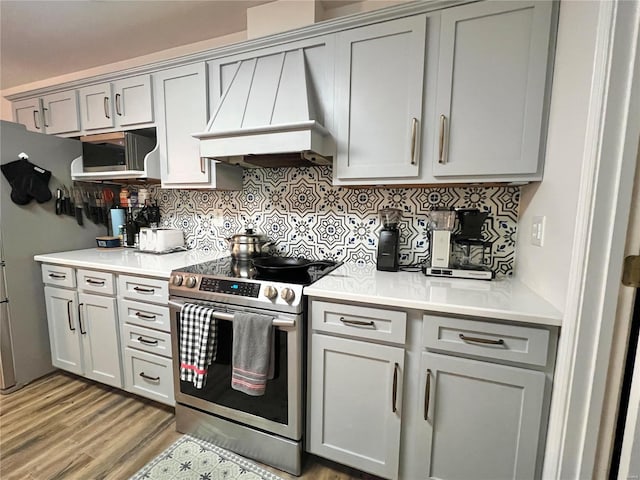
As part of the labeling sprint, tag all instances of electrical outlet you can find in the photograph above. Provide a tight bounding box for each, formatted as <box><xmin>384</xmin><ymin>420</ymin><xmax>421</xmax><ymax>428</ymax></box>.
<box><xmin>212</xmin><ymin>209</ymin><xmax>224</xmax><ymax>228</ymax></box>
<box><xmin>531</xmin><ymin>216</ymin><xmax>545</xmax><ymax>247</ymax></box>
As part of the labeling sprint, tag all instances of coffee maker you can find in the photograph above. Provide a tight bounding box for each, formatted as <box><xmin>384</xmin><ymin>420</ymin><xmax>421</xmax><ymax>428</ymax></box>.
<box><xmin>377</xmin><ymin>208</ymin><xmax>402</xmax><ymax>272</ymax></box>
<box><xmin>424</xmin><ymin>207</ymin><xmax>494</xmax><ymax>280</ymax></box>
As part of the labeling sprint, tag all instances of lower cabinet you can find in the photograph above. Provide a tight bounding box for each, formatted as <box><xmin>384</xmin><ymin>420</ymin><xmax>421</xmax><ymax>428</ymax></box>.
<box><xmin>307</xmin><ymin>299</ymin><xmax>557</xmax><ymax>480</ymax></box>
<box><xmin>44</xmin><ymin>286</ymin><xmax>122</xmax><ymax>388</ymax></box>
<box><xmin>414</xmin><ymin>352</ymin><xmax>545</xmax><ymax>480</ymax></box>
<box><xmin>78</xmin><ymin>292</ymin><xmax>121</xmax><ymax>387</ymax></box>
<box><xmin>308</xmin><ymin>334</ymin><xmax>404</xmax><ymax>479</ymax></box>
<box><xmin>118</xmin><ymin>274</ymin><xmax>174</xmax><ymax>406</ymax></box>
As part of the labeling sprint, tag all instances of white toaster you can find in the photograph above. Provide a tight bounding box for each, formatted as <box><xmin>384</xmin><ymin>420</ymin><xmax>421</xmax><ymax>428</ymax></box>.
<box><xmin>138</xmin><ymin>228</ymin><xmax>184</xmax><ymax>253</ymax></box>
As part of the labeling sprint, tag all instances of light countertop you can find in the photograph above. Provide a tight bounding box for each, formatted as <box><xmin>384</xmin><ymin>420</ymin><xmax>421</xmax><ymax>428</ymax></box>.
<box><xmin>34</xmin><ymin>248</ymin><xmax>224</xmax><ymax>278</ymax></box>
<box><xmin>304</xmin><ymin>263</ymin><xmax>562</xmax><ymax>326</ymax></box>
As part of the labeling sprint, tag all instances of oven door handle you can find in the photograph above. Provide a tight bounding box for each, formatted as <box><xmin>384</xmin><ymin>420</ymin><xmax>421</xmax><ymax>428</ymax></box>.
<box><xmin>168</xmin><ymin>299</ymin><xmax>296</xmax><ymax>328</ymax></box>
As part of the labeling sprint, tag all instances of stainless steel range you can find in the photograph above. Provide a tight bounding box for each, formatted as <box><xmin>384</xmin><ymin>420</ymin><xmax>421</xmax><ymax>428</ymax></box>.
<box><xmin>168</xmin><ymin>256</ymin><xmax>341</xmax><ymax>475</ymax></box>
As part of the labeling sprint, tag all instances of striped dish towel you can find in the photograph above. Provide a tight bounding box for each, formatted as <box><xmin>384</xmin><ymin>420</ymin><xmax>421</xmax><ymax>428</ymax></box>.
<box><xmin>180</xmin><ymin>303</ymin><xmax>218</xmax><ymax>389</ymax></box>
<box><xmin>231</xmin><ymin>312</ymin><xmax>274</xmax><ymax>396</ymax></box>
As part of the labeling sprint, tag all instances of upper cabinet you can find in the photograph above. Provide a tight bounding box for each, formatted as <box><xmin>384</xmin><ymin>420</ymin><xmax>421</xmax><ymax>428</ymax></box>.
<box><xmin>333</xmin><ymin>16</ymin><xmax>426</xmax><ymax>181</ymax></box>
<box><xmin>153</xmin><ymin>63</ymin><xmax>242</xmax><ymax>189</ymax></box>
<box><xmin>78</xmin><ymin>74</ymin><xmax>154</xmax><ymax>132</ymax></box>
<box><xmin>432</xmin><ymin>0</ymin><xmax>554</xmax><ymax>179</ymax></box>
<box><xmin>13</xmin><ymin>90</ymin><xmax>80</xmax><ymax>136</ymax></box>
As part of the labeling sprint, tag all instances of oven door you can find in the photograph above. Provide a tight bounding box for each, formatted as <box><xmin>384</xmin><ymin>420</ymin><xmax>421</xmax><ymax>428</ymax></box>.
<box><xmin>169</xmin><ymin>297</ymin><xmax>302</xmax><ymax>441</ymax></box>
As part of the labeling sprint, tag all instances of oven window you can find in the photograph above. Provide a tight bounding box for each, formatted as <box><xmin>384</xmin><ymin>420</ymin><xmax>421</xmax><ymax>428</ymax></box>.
<box><xmin>178</xmin><ymin>319</ymin><xmax>289</xmax><ymax>425</ymax></box>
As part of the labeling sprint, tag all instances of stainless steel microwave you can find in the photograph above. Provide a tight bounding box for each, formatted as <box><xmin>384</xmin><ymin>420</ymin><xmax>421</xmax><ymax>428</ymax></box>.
<box><xmin>80</xmin><ymin>131</ymin><xmax>156</xmax><ymax>172</ymax></box>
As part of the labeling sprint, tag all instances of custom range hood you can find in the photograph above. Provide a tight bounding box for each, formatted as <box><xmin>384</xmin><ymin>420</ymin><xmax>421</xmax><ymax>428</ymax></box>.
<box><xmin>193</xmin><ymin>49</ymin><xmax>334</xmax><ymax>168</ymax></box>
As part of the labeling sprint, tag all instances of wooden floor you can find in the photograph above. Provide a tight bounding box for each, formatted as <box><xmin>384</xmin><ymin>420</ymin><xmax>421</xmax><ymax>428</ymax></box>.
<box><xmin>0</xmin><ymin>372</ymin><xmax>378</xmax><ymax>480</ymax></box>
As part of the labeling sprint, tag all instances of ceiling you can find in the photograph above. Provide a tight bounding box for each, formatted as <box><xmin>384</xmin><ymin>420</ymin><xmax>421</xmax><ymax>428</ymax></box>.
<box><xmin>0</xmin><ymin>0</ymin><xmax>361</xmax><ymax>91</ymax></box>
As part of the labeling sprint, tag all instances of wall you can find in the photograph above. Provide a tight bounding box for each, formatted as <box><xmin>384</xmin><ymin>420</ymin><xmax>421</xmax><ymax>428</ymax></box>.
<box><xmin>515</xmin><ymin>2</ymin><xmax>600</xmax><ymax>311</ymax></box>
<box><xmin>152</xmin><ymin>166</ymin><xmax>520</xmax><ymax>276</ymax></box>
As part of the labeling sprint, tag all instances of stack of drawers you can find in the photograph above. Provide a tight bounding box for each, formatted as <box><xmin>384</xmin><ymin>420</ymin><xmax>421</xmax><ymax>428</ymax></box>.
<box><xmin>117</xmin><ymin>274</ymin><xmax>174</xmax><ymax>406</ymax></box>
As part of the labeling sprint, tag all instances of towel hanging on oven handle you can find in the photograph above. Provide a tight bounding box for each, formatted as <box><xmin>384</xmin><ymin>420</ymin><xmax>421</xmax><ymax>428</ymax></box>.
<box><xmin>168</xmin><ymin>299</ymin><xmax>296</xmax><ymax>327</ymax></box>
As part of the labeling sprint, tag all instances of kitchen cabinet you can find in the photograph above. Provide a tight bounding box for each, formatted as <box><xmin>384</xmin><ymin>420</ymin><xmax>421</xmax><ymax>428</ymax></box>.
<box><xmin>432</xmin><ymin>0</ymin><xmax>555</xmax><ymax>179</ymax></box>
<box><xmin>13</xmin><ymin>90</ymin><xmax>80</xmax><ymax>135</ymax></box>
<box><xmin>333</xmin><ymin>15</ymin><xmax>426</xmax><ymax>181</ymax></box>
<box><xmin>117</xmin><ymin>274</ymin><xmax>175</xmax><ymax>405</ymax></box>
<box><xmin>308</xmin><ymin>298</ymin><xmax>558</xmax><ymax>480</ymax></box>
<box><xmin>153</xmin><ymin>63</ymin><xmax>242</xmax><ymax>189</ymax></box>
<box><xmin>78</xmin><ymin>74</ymin><xmax>153</xmax><ymax>131</ymax></box>
<box><xmin>43</xmin><ymin>267</ymin><xmax>122</xmax><ymax>388</ymax></box>
<box><xmin>307</xmin><ymin>301</ymin><xmax>407</xmax><ymax>479</ymax></box>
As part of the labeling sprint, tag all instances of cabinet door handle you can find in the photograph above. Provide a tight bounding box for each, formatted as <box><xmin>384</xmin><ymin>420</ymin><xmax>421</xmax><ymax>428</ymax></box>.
<box><xmin>86</xmin><ymin>279</ymin><xmax>105</xmax><ymax>286</ymax></box>
<box><xmin>33</xmin><ymin>110</ymin><xmax>41</xmax><ymax>129</ymax></box>
<box><xmin>115</xmin><ymin>93</ymin><xmax>122</xmax><ymax>116</ymax></box>
<box><xmin>135</xmin><ymin>312</ymin><xmax>157</xmax><ymax>320</ymax></box>
<box><xmin>424</xmin><ymin>368</ymin><xmax>432</xmax><ymax>420</ymax></box>
<box><xmin>133</xmin><ymin>286</ymin><xmax>155</xmax><ymax>294</ymax></box>
<box><xmin>103</xmin><ymin>97</ymin><xmax>110</xmax><ymax>119</ymax></box>
<box><xmin>438</xmin><ymin>114</ymin><xmax>447</xmax><ymax>164</ymax></box>
<box><xmin>66</xmin><ymin>300</ymin><xmax>75</xmax><ymax>331</ymax></box>
<box><xmin>78</xmin><ymin>303</ymin><xmax>86</xmax><ymax>334</ymax></box>
<box><xmin>139</xmin><ymin>372</ymin><xmax>160</xmax><ymax>382</ymax></box>
<box><xmin>410</xmin><ymin>117</ymin><xmax>418</xmax><ymax>165</ymax></box>
<box><xmin>49</xmin><ymin>273</ymin><xmax>66</xmax><ymax>279</ymax></box>
<box><xmin>392</xmin><ymin>362</ymin><xmax>399</xmax><ymax>413</ymax></box>
<box><xmin>339</xmin><ymin>317</ymin><xmax>375</xmax><ymax>328</ymax></box>
<box><xmin>459</xmin><ymin>333</ymin><xmax>505</xmax><ymax>345</ymax></box>
<box><xmin>137</xmin><ymin>336</ymin><xmax>159</xmax><ymax>346</ymax></box>
<box><xmin>42</xmin><ymin>107</ymin><xmax>49</xmax><ymax>127</ymax></box>
<box><xmin>200</xmin><ymin>157</ymin><xmax>206</xmax><ymax>174</ymax></box>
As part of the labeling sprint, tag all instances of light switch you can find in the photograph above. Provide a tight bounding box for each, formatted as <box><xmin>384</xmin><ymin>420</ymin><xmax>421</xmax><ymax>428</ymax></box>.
<box><xmin>531</xmin><ymin>216</ymin><xmax>545</xmax><ymax>247</ymax></box>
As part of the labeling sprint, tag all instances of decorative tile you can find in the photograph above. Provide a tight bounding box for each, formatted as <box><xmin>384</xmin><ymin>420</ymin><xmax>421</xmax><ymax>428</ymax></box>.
<box><xmin>153</xmin><ymin>166</ymin><xmax>520</xmax><ymax>276</ymax></box>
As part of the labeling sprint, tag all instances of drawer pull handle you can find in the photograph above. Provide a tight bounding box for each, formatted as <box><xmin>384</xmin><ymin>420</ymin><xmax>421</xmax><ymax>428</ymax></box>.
<box><xmin>459</xmin><ymin>333</ymin><xmax>504</xmax><ymax>345</ymax></box>
<box><xmin>86</xmin><ymin>279</ymin><xmax>105</xmax><ymax>286</ymax></box>
<box><xmin>49</xmin><ymin>273</ymin><xmax>66</xmax><ymax>279</ymax></box>
<box><xmin>137</xmin><ymin>336</ymin><xmax>159</xmax><ymax>346</ymax></box>
<box><xmin>66</xmin><ymin>300</ymin><xmax>75</xmax><ymax>332</ymax></box>
<box><xmin>339</xmin><ymin>317</ymin><xmax>375</xmax><ymax>328</ymax></box>
<box><xmin>139</xmin><ymin>372</ymin><xmax>160</xmax><ymax>382</ymax></box>
<box><xmin>135</xmin><ymin>312</ymin><xmax>157</xmax><ymax>320</ymax></box>
<box><xmin>133</xmin><ymin>286</ymin><xmax>155</xmax><ymax>294</ymax></box>
<box><xmin>424</xmin><ymin>369</ymin><xmax>432</xmax><ymax>420</ymax></box>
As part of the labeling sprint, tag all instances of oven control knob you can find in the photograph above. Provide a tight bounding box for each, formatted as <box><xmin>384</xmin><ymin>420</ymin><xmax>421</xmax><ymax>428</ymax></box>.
<box><xmin>172</xmin><ymin>275</ymin><xmax>183</xmax><ymax>287</ymax></box>
<box><xmin>264</xmin><ymin>285</ymin><xmax>278</xmax><ymax>300</ymax></box>
<box><xmin>185</xmin><ymin>276</ymin><xmax>197</xmax><ymax>288</ymax></box>
<box><xmin>280</xmin><ymin>288</ymin><xmax>295</xmax><ymax>303</ymax></box>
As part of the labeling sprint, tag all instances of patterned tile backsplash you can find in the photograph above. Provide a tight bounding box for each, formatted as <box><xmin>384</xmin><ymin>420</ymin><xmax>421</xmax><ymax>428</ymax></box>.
<box><xmin>152</xmin><ymin>166</ymin><xmax>519</xmax><ymax>276</ymax></box>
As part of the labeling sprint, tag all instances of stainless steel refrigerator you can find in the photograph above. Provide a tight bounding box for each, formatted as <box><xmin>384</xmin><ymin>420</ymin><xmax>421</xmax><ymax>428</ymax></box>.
<box><xmin>0</xmin><ymin>120</ymin><xmax>104</xmax><ymax>393</ymax></box>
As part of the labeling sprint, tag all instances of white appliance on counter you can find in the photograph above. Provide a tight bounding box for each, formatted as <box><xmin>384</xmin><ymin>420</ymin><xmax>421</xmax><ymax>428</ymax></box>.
<box><xmin>0</xmin><ymin>121</ymin><xmax>104</xmax><ymax>393</ymax></box>
<box><xmin>138</xmin><ymin>228</ymin><xmax>184</xmax><ymax>253</ymax></box>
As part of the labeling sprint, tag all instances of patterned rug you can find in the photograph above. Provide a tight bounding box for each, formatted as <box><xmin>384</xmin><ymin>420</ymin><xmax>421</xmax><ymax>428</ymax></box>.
<box><xmin>130</xmin><ymin>435</ymin><xmax>286</xmax><ymax>480</ymax></box>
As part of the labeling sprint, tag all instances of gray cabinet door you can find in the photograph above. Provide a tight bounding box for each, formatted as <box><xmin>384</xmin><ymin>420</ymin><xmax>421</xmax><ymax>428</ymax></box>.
<box><xmin>308</xmin><ymin>333</ymin><xmax>404</xmax><ymax>479</ymax></box>
<box><xmin>416</xmin><ymin>351</ymin><xmax>545</xmax><ymax>480</ymax></box>
<box><xmin>334</xmin><ymin>15</ymin><xmax>426</xmax><ymax>180</ymax></box>
<box><xmin>154</xmin><ymin>63</ymin><xmax>210</xmax><ymax>186</ymax></box>
<box><xmin>112</xmin><ymin>75</ymin><xmax>153</xmax><ymax>127</ymax></box>
<box><xmin>13</xmin><ymin>98</ymin><xmax>43</xmax><ymax>133</ymax></box>
<box><xmin>79</xmin><ymin>292</ymin><xmax>122</xmax><ymax>388</ymax></box>
<box><xmin>41</xmin><ymin>90</ymin><xmax>80</xmax><ymax>135</ymax></box>
<box><xmin>79</xmin><ymin>82</ymin><xmax>115</xmax><ymax>131</ymax></box>
<box><xmin>433</xmin><ymin>1</ymin><xmax>554</xmax><ymax>178</ymax></box>
<box><xmin>44</xmin><ymin>286</ymin><xmax>82</xmax><ymax>375</ymax></box>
